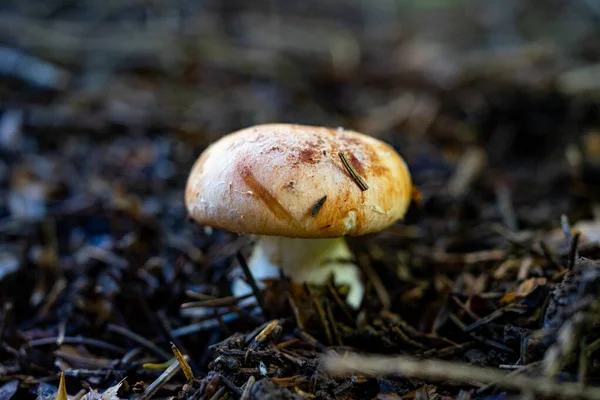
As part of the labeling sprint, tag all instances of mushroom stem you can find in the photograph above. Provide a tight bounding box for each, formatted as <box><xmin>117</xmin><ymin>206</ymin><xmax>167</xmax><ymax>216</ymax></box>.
<box><xmin>231</xmin><ymin>236</ymin><xmax>364</xmax><ymax>309</ymax></box>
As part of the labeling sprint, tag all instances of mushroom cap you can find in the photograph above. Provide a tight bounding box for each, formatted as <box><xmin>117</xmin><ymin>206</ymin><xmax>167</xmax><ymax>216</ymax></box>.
<box><xmin>185</xmin><ymin>124</ymin><xmax>412</xmax><ymax>238</ymax></box>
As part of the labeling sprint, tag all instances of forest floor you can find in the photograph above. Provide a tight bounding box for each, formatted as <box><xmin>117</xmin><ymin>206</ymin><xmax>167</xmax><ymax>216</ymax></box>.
<box><xmin>2</xmin><ymin>1</ymin><xmax>600</xmax><ymax>399</ymax></box>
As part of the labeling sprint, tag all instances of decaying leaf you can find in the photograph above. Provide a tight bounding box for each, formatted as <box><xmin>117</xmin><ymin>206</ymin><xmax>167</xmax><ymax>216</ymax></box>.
<box><xmin>80</xmin><ymin>377</ymin><xmax>126</xmax><ymax>400</ymax></box>
<box><xmin>500</xmin><ymin>277</ymin><xmax>548</xmax><ymax>305</ymax></box>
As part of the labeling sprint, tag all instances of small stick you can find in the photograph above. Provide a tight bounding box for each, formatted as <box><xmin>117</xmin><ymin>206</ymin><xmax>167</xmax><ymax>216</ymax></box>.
<box><xmin>338</xmin><ymin>152</ymin><xmax>368</xmax><ymax>191</ymax></box>
<box><xmin>108</xmin><ymin>324</ymin><xmax>170</xmax><ymax>361</ymax></box>
<box><xmin>521</xmin><ymin>336</ymin><xmax>529</xmax><ymax>365</ymax></box>
<box><xmin>449</xmin><ymin>314</ymin><xmax>514</xmax><ymax>353</ymax></box>
<box><xmin>189</xmin><ymin>380</ymin><xmax>207</xmax><ymax>400</ymax></box>
<box><xmin>236</xmin><ymin>251</ymin><xmax>267</xmax><ymax>317</ymax></box>
<box><xmin>447</xmin><ymin>147</ymin><xmax>487</xmax><ymax>198</ymax></box>
<box><xmin>389</xmin><ymin>325</ymin><xmax>426</xmax><ymax>350</ymax></box>
<box><xmin>323</xmin><ymin>353</ymin><xmax>600</xmax><ymax>399</ymax></box>
<box><xmin>452</xmin><ymin>296</ymin><xmax>481</xmax><ymax>321</ymax></box>
<box><xmin>562</xmin><ymin>214</ymin><xmax>574</xmax><ymax>244</ymax></box>
<box><xmin>63</xmin><ymin>369</ymin><xmax>126</xmax><ymax>378</ymax></box>
<box><xmin>136</xmin><ymin>357</ymin><xmax>185</xmax><ymax>400</ymax></box>
<box><xmin>333</xmin><ymin>381</ymin><xmax>353</xmax><ymax>395</ymax></box>
<box><xmin>476</xmin><ymin>361</ymin><xmax>541</xmax><ymax>395</ymax></box>
<box><xmin>496</xmin><ymin>183</ymin><xmax>518</xmax><ymax>231</ymax></box>
<box><xmin>28</xmin><ymin>336</ymin><xmax>127</xmax><ymax>354</ymax></box>
<box><xmin>295</xmin><ymin>328</ymin><xmax>327</xmax><ymax>352</ymax></box>
<box><xmin>580</xmin><ymin>338</ymin><xmax>588</xmax><ymax>388</ymax></box>
<box><xmin>215</xmin><ymin>311</ymin><xmax>232</xmax><ymax>338</ymax></box>
<box><xmin>499</xmin><ymin>364</ymin><xmax>525</xmax><ymax>370</ymax></box>
<box><xmin>0</xmin><ymin>302</ymin><xmax>11</xmax><ymax>343</ymax></box>
<box><xmin>207</xmin><ymin>386</ymin><xmax>227</xmax><ymax>400</ymax></box>
<box><xmin>286</xmin><ymin>291</ymin><xmax>305</xmax><ymax>330</ymax></box>
<box><xmin>218</xmin><ymin>373</ymin><xmax>243</xmax><ymax>396</ymax></box>
<box><xmin>568</xmin><ymin>232</ymin><xmax>581</xmax><ymax>270</ymax></box>
<box><xmin>240</xmin><ymin>376</ymin><xmax>255</xmax><ymax>400</ymax></box>
<box><xmin>324</xmin><ymin>298</ymin><xmax>343</xmax><ymax>346</ymax></box>
<box><xmin>539</xmin><ymin>240</ymin><xmax>561</xmax><ymax>269</ymax></box>
<box><xmin>517</xmin><ymin>256</ymin><xmax>533</xmax><ymax>280</ymax></box>
<box><xmin>181</xmin><ymin>293</ymin><xmax>253</xmax><ymax>308</ymax></box>
<box><xmin>463</xmin><ymin>305</ymin><xmax>526</xmax><ymax>333</ymax></box>
<box><xmin>420</xmin><ymin>341</ymin><xmax>473</xmax><ymax>358</ymax></box>
<box><xmin>121</xmin><ymin>347</ymin><xmax>144</xmax><ymax>364</ymax></box>
<box><xmin>170</xmin><ymin>313</ymin><xmax>240</xmax><ymax>338</ymax></box>
<box><xmin>273</xmin><ymin>345</ymin><xmax>306</xmax><ymax>366</ymax></box>
<box><xmin>326</xmin><ymin>281</ymin><xmax>356</xmax><ymax>327</ymax></box>
<box><xmin>562</xmin><ymin>214</ymin><xmax>580</xmax><ymax>269</ymax></box>
<box><xmin>585</xmin><ymin>336</ymin><xmax>600</xmax><ymax>356</ymax></box>
<box><xmin>358</xmin><ymin>254</ymin><xmax>390</xmax><ymax>311</ymax></box>
<box><xmin>71</xmin><ymin>389</ymin><xmax>87</xmax><ymax>400</ymax></box>
<box><xmin>313</xmin><ymin>297</ymin><xmax>333</xmax><ymax>346</ymax></box>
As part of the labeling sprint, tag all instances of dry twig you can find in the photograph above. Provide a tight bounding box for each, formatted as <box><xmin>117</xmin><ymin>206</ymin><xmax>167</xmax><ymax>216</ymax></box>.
<box><xmin>323</xmin><ymin>353</ymin><xmax>600</xmax><ymax>399</ymax></box>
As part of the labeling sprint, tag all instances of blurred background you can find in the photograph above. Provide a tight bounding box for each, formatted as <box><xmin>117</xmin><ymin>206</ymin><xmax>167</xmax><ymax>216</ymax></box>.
<box><xmin>3</xmin><ymin>0</ymin><xmax>600</xmax><ymax>396</ymax></box>
<box><xmin>2</xmin><ymin>0</ymin><xmax>600</xmax><ymax>214</ymax></box>
<box><xmin>2</xmin><ymin>0</ymin><xmax>600</xmax><ymax>237</ymax></box>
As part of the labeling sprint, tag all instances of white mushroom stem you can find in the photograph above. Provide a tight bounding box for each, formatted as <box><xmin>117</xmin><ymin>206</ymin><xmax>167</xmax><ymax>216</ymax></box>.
<box><xmin>231</xmin><ymin>236</ymin><xmax>364</xmax><ymax>309</ymax></box>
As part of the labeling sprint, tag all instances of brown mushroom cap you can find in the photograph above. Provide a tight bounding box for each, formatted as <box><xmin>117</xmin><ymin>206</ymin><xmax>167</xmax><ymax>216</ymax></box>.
<box><xmin>185</xmin><ymin>124</ymin><xmax>412</xmax><ymax>238</ymax></box>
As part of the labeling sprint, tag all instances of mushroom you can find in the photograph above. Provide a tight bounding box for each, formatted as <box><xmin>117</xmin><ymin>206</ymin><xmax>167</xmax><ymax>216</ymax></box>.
<box><xmin>185</xmin><ymin>124</ymin><xmax>412</xmax><ymax>309</ymax></box>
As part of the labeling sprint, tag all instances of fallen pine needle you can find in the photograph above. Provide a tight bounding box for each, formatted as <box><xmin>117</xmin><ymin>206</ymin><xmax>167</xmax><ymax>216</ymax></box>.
<box><xmin>137</xmin><ymin>355</ymin><xmax>188</xmax><ymax>400</ymax></box>
<box><xmin>57</xmin><ymin>371</ymin><xmax>68</xmax><ymax>400</ymax></box>
<box><xmin>171</xmin><ymin>342</ymin><xmax>194</xmax><ymax>383</ymax></box>
<box><xmin>240</xmin><ymin>376</ymin><xmax>256</xmax><ymax>400</ymax></box>
<box><xmin>255</xmin><ymin>319</ymin><xmax>279</xmax><ymax>342</ymax></box>
<box><xmin>322</xmin><ymin>352</ymin><xmax>600</xmax><ymax>399</ymax></box>
<box><xmin>143</xmin><ymin>358</ymin><xmax>175</xmax><ymax>369</ymax></box>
